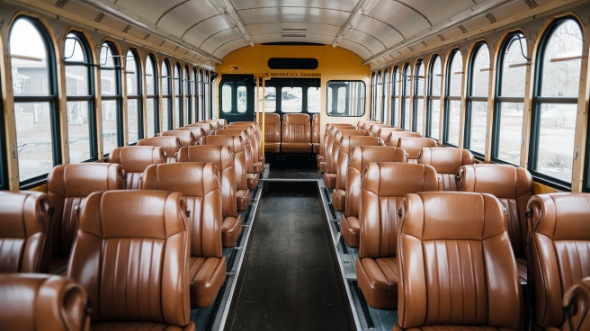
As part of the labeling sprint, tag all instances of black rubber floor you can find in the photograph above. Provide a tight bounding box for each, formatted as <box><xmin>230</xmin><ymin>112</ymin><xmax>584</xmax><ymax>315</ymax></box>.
<box><xmin>226</xmin><ymin>182</ymin><xmax>351</xmax><ymax>331</ymax></box>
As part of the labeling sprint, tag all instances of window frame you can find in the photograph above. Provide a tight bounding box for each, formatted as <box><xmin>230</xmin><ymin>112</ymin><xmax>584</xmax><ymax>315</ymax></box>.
<box><xmin>426</xmin><ymin>55</ymin><xmax>442</xmax><ymax>140</ymax></box>
<box><xmin>174</xmin><ymin>63</ymin><xmax>183</xmax><ymax>128</ymax></box>
<box><xmin>326</xmin><ymin>80</ymin><xmax>366</xmax><ymax>117</ymax></box>
<box><xmin>185</xmin><ymin>65</ymin><xmax>193</xmax><ymax>124</ymax></box>
<box><xmin>412</xmin><ymin>59</ymin><xmax>425</xmax><ymax>133</ymax></box>
<box><xmin>443</xmin><ymin>49</ymin><xmax>463</xmax><ymax>147</ymax></box>
<box><xmin>99</xmin><ymin>41</ymin><xmax>123</xmax><ymax>156</ymax></box>
<box><xmin>391</xmin><ymin>66</ymin><xmax>400</xmax><ymax>126</ymax></box>
<box><xmin>11</xmin><ymin>16</ymin><xmax>62</xmax><ymax>187</ymax></box>
<box><xmin>530</xmin><ymin>17</ymin><xmax>582</xmax><ymax>189</ymax></box>
<box><xmin>161</xmin><ymin>59</ymin><xmax>172</xmax><ymax>131</ymax></box>
<box><xmin>64</xmin><ymin>31</ymin><xmax>98</xmax><ymax>163</ymax></box>
<box><xmin>125</xmin><ymin>48</ymin><xmax>143</xmax><ymax>144</ymax></box>
<box><xmin>401</xmin><ymin>63</ymin><xmax>412</xmax><ymax>129</ymax></box>
<box><xmin>464</xmin><ymin>42</ymin><xmax>490</xmax><ymax>157</ymax></box>
<box><xmin>145</xmin><ymin>54</ymin><xmax>159</xmax><ymax>137</ymax></box>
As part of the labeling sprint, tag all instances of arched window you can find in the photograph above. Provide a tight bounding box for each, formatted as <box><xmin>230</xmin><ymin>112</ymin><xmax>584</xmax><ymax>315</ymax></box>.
<box><xmin>375</xmin><ymin>71</ymin><xmax>383</xmax><ymax>121</ymax></box>
<box><xmin>161</xmin><ymin>60</ymin><xmax>172</xmax><ymax>131</ymax></box>
<box><xmin>125</xmin><ymin>49</ymin><xmax>142</xmax><ymax>144</ymax></box>
<box><xmin>0</xmin><ymin>45</ymin><xmax>6</xmax><ymax>189</ymax></box>
<box><xmin>99</xmin><ymin>42</ymin><xmax>123</xmax><ymax>154</ymax></box>
<box><xmin>145</xmin><ymin>54</ymin><xmax>158</xmax><ymax>137</ymax></box>
<box><xmin>64</xmin><ymin>32</ymin><xmax>96</xmax><ymax>163</ymax></box>
<box><xmin>10</xmin><ymin>17</ymin><xmax>60</xmax><ymax>184</ymax></box>
<box><xmin>174</xmin><ymin>63</ymin><xmax>183</xmax><ymax>128</ymax></box>
<box><xmin>193</xmin><ymin>68</ymin><xmax>200</xmax><ymax>122</ymax></box>
<box><xmin>199</xmin><ymin>69</ymin><xmax>205</xmax><ymax>121</ymax></box>
<box><xmin>392</xmin><ymin>66</ymin><xmax>400</xmax><ymax>126</ymax></box>
<box><xmin>427</xmin><ymin>55</ymin><xmax>442</xmax><ymax>140</ymax></box>
<box><xmin>186</xmin><ymin>65</ymin><xmax>193</xmax><ymax>124</ymax></box>
<box><xmin>370</xmin><ymin>72</ymin><xmax>376</xmax><ymax>119</ymax></box>
<box><xmin>401</xmin><ymin>64</ymin><xmax>411</xmax><ymax>129</ymax></box>
<box><xmin>465</xmin><ymin>43</ymin><xmax>490</xmax><ymax>156</ymax></box>
<box><xmin>413</xmin><ymin>60</ymin><xmax>425</xmax><ymax>133</ymax></box>
<box><xmin>492</xmin><ymin>32</ymin><xmax>527</xmax><ymax>165</ymax></box>
<box><xmin>444</xmin><ymin>49</ymin><xmax>463</xmax><ymax>147</ymax></box>
<box><xmin>382</xmin><ymin>69</ymin><xmax>390</xmax><ymax>123</ymax></box>
<box><xmin>531</xmin><ymin>18</ymin><xmax>583</xmax><ymax>186</ymax></box>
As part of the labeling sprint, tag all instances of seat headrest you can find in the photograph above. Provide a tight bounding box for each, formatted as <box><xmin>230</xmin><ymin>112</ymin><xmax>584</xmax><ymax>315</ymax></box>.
<box><xmin>179</xmin><ymin>126</ymin><xmax>206</xmax><ymax>140</ymax></box>
<box><xmin>177</xmin><ymin>145</ymin><xmax>233</xmax><ymax>169</ymax></box>
<box><xmin>48</xmin><ymin>163</ymin><xmax>124</xmax><ymax>197</ymax></box>
<box><xmin>142</xmin><ymin>162</ymin><xmax>219</xmax><ymax>197</ymax></box>
<box><xmin>161</xmin><ymin>130</ymin><xmax>197</xmax><ymax>147</ymax></box>
<box><xmin>0</xmin><ymin>191</ymin><xmax>49</xmax><ymax>238</ymax></box>
<box><xmin>265</xmin><ymin>113</ymin><xmax>281</xmax><ymax>123</ymax></box>
<box><xmin>340</xmin><ymin>136</ymin><xmax>381</xmax><ymax>154</ymax></box>
<box><xmin>400</xmin><ymin>191</ymin><xmax>506</xmax><ymax>241</ymax></box>
<box><xmin>528</xmin><ymin>193</ymin><xmax>590</xmax><ymax>241</ymax></box>
<box><xmin>397</xmin><ymin>137</ymin><xmax>438</xmax><ymax>158</ymax></box>
<box><xmin>189</xmin><ymin>122</ymin><xmax>213</xmax><ymax>134</ymax></box>
<box><xmin>80</xmin><ymin>190</ymin><xmax>187</xmax><ymax>239</ymax></box>
<box><xmin>137</xmin><ymin>136</ymin><xmax>181</xmax><ymax>156</ymax></box>
<box><xmin>201</xmin><ymin>135</ymin><xmax>244</xmax><ymax>153</ymax></box>
<box><xmin>419</xmin><ymin>147</ymin><xmax>474</xmax><ymax>173</ymax></box>
<box><xmin>109</xmin><ymin>146</ymin><xmax>166</xmax><ymax>173</ymax></box>
<box><xmin>283</xmin><ymin>113</ymin><xmax>310</xmax><ymax>124</ymax></box>
<box><xmin>459</xmin><ymin>164</ymin><xmax>532</xmax><ymax>199</ymax></box>
<box><xmin>349</xmin><ymin>146</ymin><xmax>407</xmax><ymax>169</ymax></box>
<box><xmin>376</xmin><ymin>127</ymin><xmax>404</xmax><ymax>141</ymax></box>
<box><xmin>362</xmin><ymin>163</ymin><xmax>439</xmax><ymax>197</ymax></box>
<box><xmin>388</xmin><ymin>131</ymin><xmax>422</xmax><ymax>146</ymax></box>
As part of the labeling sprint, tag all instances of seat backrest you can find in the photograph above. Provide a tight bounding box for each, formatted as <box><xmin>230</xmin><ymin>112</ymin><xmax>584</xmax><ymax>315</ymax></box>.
<box><xmin>361</xmin><ymin>121</ymin><xmax>382</xmax><ymax>131</ymax></box>
<box><xmin>397</xmin><ymin>137</ymin><xmax>438</xmax><ymax>162</ymax></box>
<box><xmin>328</xmin><ymin>129</ymin><xmax>369</xmax><ymax>173</ymax></box>
<box><xmin>108</xmin><ymin>146</ymin><xmax>166</xmax><ymax>189</ymax></box>
<box><xmin>138</xmin><ymin>136</ymin><xmax>181</xmax><ymax>162</ymax></box>
<box><xmin>0</xmin><ymin>191</ymin><xmax>52</xmax><ymax>273</ymax></box>
<box><xmin>177</xmin><ymin>145</ymin><xmax>237</xmax><ymax>218</ymax></box>
<box><xmin>282</xmin><ymin>113</ymin><xmax>311</xmax><ymax>144</ymax></box>
<box><xmin>161</xmin><ymin>129</ymin><xmax>197</xmax><ymax>147</ymax></box>
<box><xmin>68</xmin><ymin>190</ymin><xmax>193</xmax><ymax>327</ymax></box>
<box><xmin>142</xmin><ymin>163</ymin><xmax>223</xmax><ymax>259</ymax></box>
<box><xmin>359</xmin><ymin>163</ymin><xmax>438</xmax><ymax>259</ymax></box>
<box><xmin>335</xmin><ymin>136</ymin><xmax>382</xmax><ymax>192</ymax></box>
<box><xmin>47</xmin><ymin>163</ymin><xmax>124</xmax><ymax>259</ymax></box>
<box><xmin>201</xmin><ymin>135</ymin><xmax>248</xmax><ymax>192</ymax></box>
<box><xmin>312</xmin><ymin>114</ymin><xmax>320</xmax><ymax>145</ymax></box>
<box><xmin>376</xmin><ymin>127</ymin><xmax>403</xmax><ymax>142</ymax></box>
<box><xmin>397</xmin><ymin>191</ymin><xmax>522</xmax><ymax>330</ymax></box>
<box><xmin>563</xmin><ymin>277</ymin><xmax>590</xmax><ymax>331</ymax></box>
<box><xmin>419</xmin><ymin>147</ymin><xmax>474</xmax><ymax>191</ymax></box>
<box><xmin>0</xmin><ymin>274</ymin><xmax>90</xmax><ymax>330</ymax></box>
<box><xmin>264</xmin><ymin>113</ymin><xmax>281</xmax><ymax>144</ymax></box>
<box><xmin>369</xmin><ymin>124</ymin><xmax>392</xmax><ymax>137</ymax></box>
<box><xmin>458</xmin><ymin>164</ymin><xmax>532</xmax><ymax>259</ymax></box>
<box><xmin>214</xmin><ymin>129</ymin><xmax>255</xmax><ymax>173</ymax></box>
<box><xmin>227</xmin><ymin>124</ymin><xmax>262</xmax><ymax>160</ymax></box>
<box><xmin>204</xmin><ymin>119</ymin><xmax>219</xmax><ymax>130</ymax></box>
<box><xmin>344</xmin><ymin>146</ymin><xmax>408</xmax><ymax>218</ymax></box>
<box><xmin>387</xmin><ymin>131</ymin><xmax>422</xmax><ymax>146</ymax></box>
<box><xmin>179</xmin><ymin>126</ymin><xmax>207</xmax><ymax>142</ymax></box>
<box><xmin>321</xmin><ymin>123</ymin><xmax>353</xmax><ymax>157</ymax></box>
<box><xmin>527</xmin><ymin>193</ymin><xmax>590</xmax><ymax>329</ymax></box>
<box><xmin>190</xmin><ymin>122</ymin><xmax>213</xmax><ymax>135</ymax></box>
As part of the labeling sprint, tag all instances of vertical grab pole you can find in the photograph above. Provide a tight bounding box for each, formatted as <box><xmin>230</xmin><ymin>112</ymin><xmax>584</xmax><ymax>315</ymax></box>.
<box><xmin>261</xmin><ymin>76</ymin><xmax>265</xmax><ymax>155</ymax></box>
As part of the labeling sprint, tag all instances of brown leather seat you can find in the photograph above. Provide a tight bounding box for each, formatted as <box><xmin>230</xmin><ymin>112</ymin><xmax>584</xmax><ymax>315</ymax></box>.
<box><xmin>190</xmin><ymin>122</ymin><xmax>214</xmax><ymax>135</ymax></box>
<box><xmin>142</xmin><ymin>163</ymin><xmax>226</xmax><ymax>307</ymax></box>
<box><xmin>340</xmin><ymin>146</ymin><xmax>407</xmax><ymax>248</ymax></box>
<box><xmin>360</xmin><ymin>120</ymin><xmax>382</xmax><ymax>131</ymax></box>
<box><xmin>204</xmin><ymin>119</ymin><xmax>219</xmax><ymax>130</ymax></box>
<box><xmin>357</xmin><ymin>162</ymin><xmax>438</xmax><ymax>309</ymax></box>
<box><xmin>177</xmin><ymin>145</ymin><xmax>243</xmax><ymax>247</ymax></box>
<box><xmin>227</xmin><ymin>123</ymin><xmax>265</xmax><ymax>172</ymax></box>
<box><xmin>527</xmin><ymin>193</ymin><xmax>590</xmax><ymax>330</ymax></box>
<box><xmin>47</xmin><ymin>163</ymin><xmax>125</xmax><ymax>274</ymax></box>
<box><xmin>459</xmin><ymin>164</ymin><xmax>532</xmax><ymax>285</ymax></box>
<box><xmin>162</xmin><ymin>129</ymin><xmax>198</xmax><ymax>147</ymax></box>
<box><xmin>395</xmin><ymin>191</ymin><xmax>522</xmax><ymax>331</ymax></box>
<box><xmin>563</xmin><ymin>277</ymin><xmax>590</xmax><ymax>331</ymax></box>
<box><xmin>213</xmin><ymin>129</ymin><xmax>259</xmax><ymax>188</ymax></box>
<box><xmin>323</xmin><ymin>128</ymin><xmax>370</xmax><ymax>189</ymax></box>
<box><xmin>375</xmin><ymin>127</ymin><xmax>404</xmax><ymax>142</ymax></box>
<box><xmin>201</xmin><ymin>135</ymin><xmax>252</xmax><ymax>210</ymax></box>
<box><xmin>0</xmin><ymin>191</ymin><xmax>52</xmax><ymax>273</ymax></box>
<box><xmin>368</xmin><ymin>123</ymin><xmax>393</xmax><ymax>137</ymax></box>
<box><xmin>311</xmin><ymin>114</ymin><xmax>320</xmax><ymax>154</ymax></box>
<box><xmin>419</xmin><ymin>147</ymin><xmax>474</xmax><ymax>191</ymax></box>
<box><xmin>179</xmin><ymin>126</ymin><xmax>207</xmax><ymax>143</ymax></box>
<box><xmin>138</xmin><ymin>136</ymin><xmax>181</xmax><ymax>162</ymax></box>
<box><xmin>387</xmin><ymin>131</ymin><xmax>422</xmax><ymax>146</ymax></box>
<box><xmin>331</xmin><ymin>136</ymin><xmax>382</xmax><ymax>211</ymax></box>
<box><xmin>0</xmin><ymin>274</ymin><xmax>90</xmax><ymax>330</ymax></box>
<box><xmin>281</xmin><ymin>113</ymin><xmax>312</xmax><ymax>153</ymax></box>
<box><xmin>67</xmin><ymin>190</ymin><xmax>196</xmax><ymax>330</ymax></box>
<box><xmin>108</xmin><ymin>146</ymin><xmax>166</xmax><ymax>189</ymax></box>
<box><xmin>264</xmin><ymin>113</ymin><xmax>281</xmax><ymax>153</ymax></box>
<box><xmin>317</xmin><ymin>123</ymin><xmax>354</xmax><ymax>171</ymax></box>
<box><xmin>397</xmin><ymin>137</ymin><xmax>438</xmax><ymax>163</ymax></box>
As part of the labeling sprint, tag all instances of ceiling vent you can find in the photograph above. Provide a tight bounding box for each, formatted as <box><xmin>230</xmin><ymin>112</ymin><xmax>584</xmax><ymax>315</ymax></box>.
<box><xmin>282</xmin><ymin>34</ymin><xmax>306</xmax><ymax>38</ymax></box>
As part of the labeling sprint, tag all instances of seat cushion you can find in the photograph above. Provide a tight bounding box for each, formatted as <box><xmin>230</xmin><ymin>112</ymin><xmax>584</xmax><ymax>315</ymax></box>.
<box><xmin>222</xmin><ymin>215</ymin><xmax>243</xmax><ymax>248</ymax></box>
<box><xmin>189</xmin><ymin>257</ymin><xmax>227</xmax><ymax>307</ymax></box>
<box><xmin>356</xmin><ymin>257</ymin><xmax>398</xmax><ymax>309</ymax></box>
<box><xmin>236</xmin><ymin>189</ymin><xmax>252</xmax><ymax>211</ymax></box>
<box><xmin>265</xmin><ymin>143</ymin><xmax>280</xmax><ymax>154</ymax></box>
<box><xmin>393</xmin><ymin>326</ymin><xmax>517</xmax><ymax>331</ymax></box>
<box><xmin>332</xmin><ymin>189</ymin><xmax>345</xmax><ymax>212</ymax></box>
<box><xmin>340</xmin><ymin>215</ymin><xmax>359</xmax><ymax>248</ymax></box>
<box><xmin>282</xmin><ymin>143</ymin><xmax>312</xmax><ymax>153</ymax></box>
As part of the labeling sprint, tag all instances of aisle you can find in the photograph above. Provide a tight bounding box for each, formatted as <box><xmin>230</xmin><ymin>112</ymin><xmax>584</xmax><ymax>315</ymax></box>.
<box><xmin>226</xmin><ymin>182</ymin><xmax>351</xmax><ymax>330</ymax></box>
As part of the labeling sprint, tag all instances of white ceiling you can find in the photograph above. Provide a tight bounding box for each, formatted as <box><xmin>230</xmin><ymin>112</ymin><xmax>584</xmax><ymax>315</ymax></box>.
<box><xmin>14</xmin><ymin>0</ymin><xmax>570</xmax><ymax>68</ymax></box>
